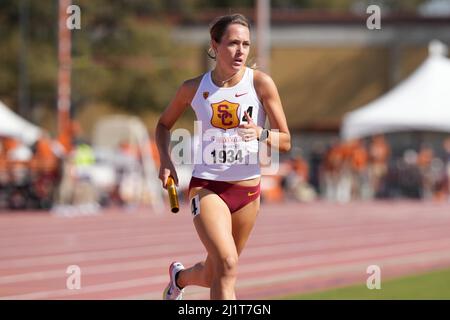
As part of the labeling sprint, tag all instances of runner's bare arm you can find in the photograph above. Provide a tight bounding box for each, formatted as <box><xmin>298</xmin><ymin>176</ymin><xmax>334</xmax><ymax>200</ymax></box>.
<box><xmin>254</xmin><ymin>70</ymin><xmax>291</xmax><ymax>153</ymax></box>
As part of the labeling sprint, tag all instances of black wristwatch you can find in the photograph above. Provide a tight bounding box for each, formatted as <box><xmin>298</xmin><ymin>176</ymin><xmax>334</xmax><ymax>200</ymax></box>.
<box><xmin>258</xmin><ymin>128</ymin><xmax>269</xmax><ymax>142</ymax></box>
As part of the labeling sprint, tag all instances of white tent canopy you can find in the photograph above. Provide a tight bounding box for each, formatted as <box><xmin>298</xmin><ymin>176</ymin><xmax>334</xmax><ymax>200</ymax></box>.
<box><xmin>341</xmin><ymin>40</ymin><xmax>450</xmax><ymax>140</ymax></box>
<box><xmin>0</xmin><ymin>100</ymin><xmax>42</xmax><ymax>145</ymax></box>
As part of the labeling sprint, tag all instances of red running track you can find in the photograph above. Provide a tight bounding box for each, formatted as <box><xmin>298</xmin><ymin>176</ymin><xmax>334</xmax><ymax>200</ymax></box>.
<box><xmin>1</xmin><ymin>200</ymin><xmax>450</xmax><ymax>300</ymax></box>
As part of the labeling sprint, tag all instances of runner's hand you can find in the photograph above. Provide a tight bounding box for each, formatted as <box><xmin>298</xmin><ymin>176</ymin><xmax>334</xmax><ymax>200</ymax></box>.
<box><xmin>238</xmin><ymin>111</ymin><xmax>262</xmax><ymax>142</ymax></box>
<box><xmin>159</xmin><ymin>162</ymin><xmax>179</xmax><ymax>189</ymax></box>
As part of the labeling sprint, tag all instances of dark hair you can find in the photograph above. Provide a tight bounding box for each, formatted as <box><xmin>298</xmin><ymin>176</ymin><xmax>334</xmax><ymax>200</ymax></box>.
<box><xmin>209</xmin><ymin>13</ymin><xmax>250</xmax><ymax>43</ymax></box>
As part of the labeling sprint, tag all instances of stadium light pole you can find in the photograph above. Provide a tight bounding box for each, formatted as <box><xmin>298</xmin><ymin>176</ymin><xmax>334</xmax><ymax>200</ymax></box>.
<box><xmin>58</xmin><ymin>0</ymin><xmax>72</xmax><ymax>152</ymax></box>
<box><xmin>256</xmin><ymin>0</ymin><xmax>271</xmax><ymax>74</ymax></box>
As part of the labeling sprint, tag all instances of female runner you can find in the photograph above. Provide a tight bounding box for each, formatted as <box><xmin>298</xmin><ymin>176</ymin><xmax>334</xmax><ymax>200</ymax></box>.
<box><xmin>156</xmin><ymin>13</ymin><xmax>291</xmax><ymax>300</ymax></box>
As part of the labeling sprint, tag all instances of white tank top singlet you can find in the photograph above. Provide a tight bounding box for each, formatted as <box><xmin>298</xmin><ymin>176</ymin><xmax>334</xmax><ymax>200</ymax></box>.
<box><xmin>190</xmin><ymin>67</ymin><xmax>266</xmax><ymax>181</ymax></box>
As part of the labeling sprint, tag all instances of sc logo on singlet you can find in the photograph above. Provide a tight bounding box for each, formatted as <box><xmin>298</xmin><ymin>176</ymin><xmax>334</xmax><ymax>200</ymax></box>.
<box><xmin>210</xmin><ymin>100</ymin><xmax>240</xmax><ymax>130</ymax></box>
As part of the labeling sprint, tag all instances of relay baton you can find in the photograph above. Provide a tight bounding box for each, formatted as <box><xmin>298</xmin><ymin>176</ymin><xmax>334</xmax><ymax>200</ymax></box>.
<box><xmin>166</xmin><ymin>176</ymin><xmax>179</xmax><ymax>213</ymax></box>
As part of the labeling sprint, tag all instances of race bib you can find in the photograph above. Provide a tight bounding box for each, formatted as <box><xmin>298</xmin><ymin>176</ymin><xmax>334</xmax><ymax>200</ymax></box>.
<box><xmin>203</xmin><ymin>130</ymin><xmax>257</xmax><ymax>165</ymax></box>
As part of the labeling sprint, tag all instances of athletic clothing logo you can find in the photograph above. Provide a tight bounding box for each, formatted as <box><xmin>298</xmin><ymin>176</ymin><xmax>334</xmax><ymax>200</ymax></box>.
<box><xmin>203</xmin><ymin>91</ymin><xmax>209</xmax><ymax>99</ymax></box>
<box><xmin>247</xmin><ymin>191</ymin><xmax>258</xmax><ymax>197</ymax></box>
<box><xmin>210</xmin><ymin>100</ymin><xmax>240</xmax><ymax>130</ymax></box>
<box><xmin>235</xmin><ymin>92</ymin><xmax>248</xmax><ymax>97</ymax></box>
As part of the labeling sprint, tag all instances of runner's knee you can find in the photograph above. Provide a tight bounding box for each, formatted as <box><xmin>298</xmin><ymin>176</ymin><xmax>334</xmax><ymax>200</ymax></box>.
<box><xmin>214</xmin><ymin>255</ymin><xmax>238</xmax><ymax>278</ymax></box>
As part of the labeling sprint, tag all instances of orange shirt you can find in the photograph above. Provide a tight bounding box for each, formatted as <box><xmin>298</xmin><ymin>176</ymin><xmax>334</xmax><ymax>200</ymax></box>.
<box><xmin>291</xmin><ymin>158</ymin><xmax>309</xmax><ymax>181</ymax></box>
<box><xmin>2</xmin><ymin>137</ymin><xmax>18</xmax><ymax>153</ymax></box>
<box><xmin>369</xmin><ymin>139</ymin><xmax>390</xmax><ymax>165</ymax></box>
<box><xmin>351</xmin><ymin>147</ymin><xmax>368</xmax><ymax>171</ymax></box>
<box><xmin>33</xmin><ymin>138</ymin><xmax>58</xmax><ymax>172</ymax></box>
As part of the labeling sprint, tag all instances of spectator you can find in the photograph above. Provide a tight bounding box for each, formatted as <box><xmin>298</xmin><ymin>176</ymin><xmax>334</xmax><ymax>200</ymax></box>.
<box><xmin>350</xmin><ymin>139</ymin><xmax>369</xmax><ymax>200</ymax></box>
<box><xmin>309</xmin><ymin>142</ymin><xmax>326</xmax><ymax>194</ymax></box>
<box><xmin>368</xmin><ymin>134</ymin><xmax>390</xmax><ymax>198</ymax></box>
<box><xmin>443</xmin><ymin>137</ymin><xmax>450</xmax><ymax>201</ymax></box>
<box><xmin>417</xmin><ymin>144</ymin><xmax>434</xmax><ymax>200</ymax></box>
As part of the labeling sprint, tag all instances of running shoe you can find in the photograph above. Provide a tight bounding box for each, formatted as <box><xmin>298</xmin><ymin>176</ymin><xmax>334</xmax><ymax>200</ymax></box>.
<box><xmin>163</xmin><ymin>261</ymin><xmax>185</xmax><ymax>300</ymax></box>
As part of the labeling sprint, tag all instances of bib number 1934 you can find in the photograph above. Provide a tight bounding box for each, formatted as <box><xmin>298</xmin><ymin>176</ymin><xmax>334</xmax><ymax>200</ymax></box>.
<box><xmin>211</xmin><ymin>149</ymin><xmax>243</xmax><ymax>164</ymax></box>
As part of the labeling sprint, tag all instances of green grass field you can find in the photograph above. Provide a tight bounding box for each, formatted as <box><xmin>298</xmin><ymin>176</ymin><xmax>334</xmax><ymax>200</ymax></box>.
<box><xmin>277</xmin><ymin>267</ymin><xmax>450</xmax><ymax>300</ymax></box>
